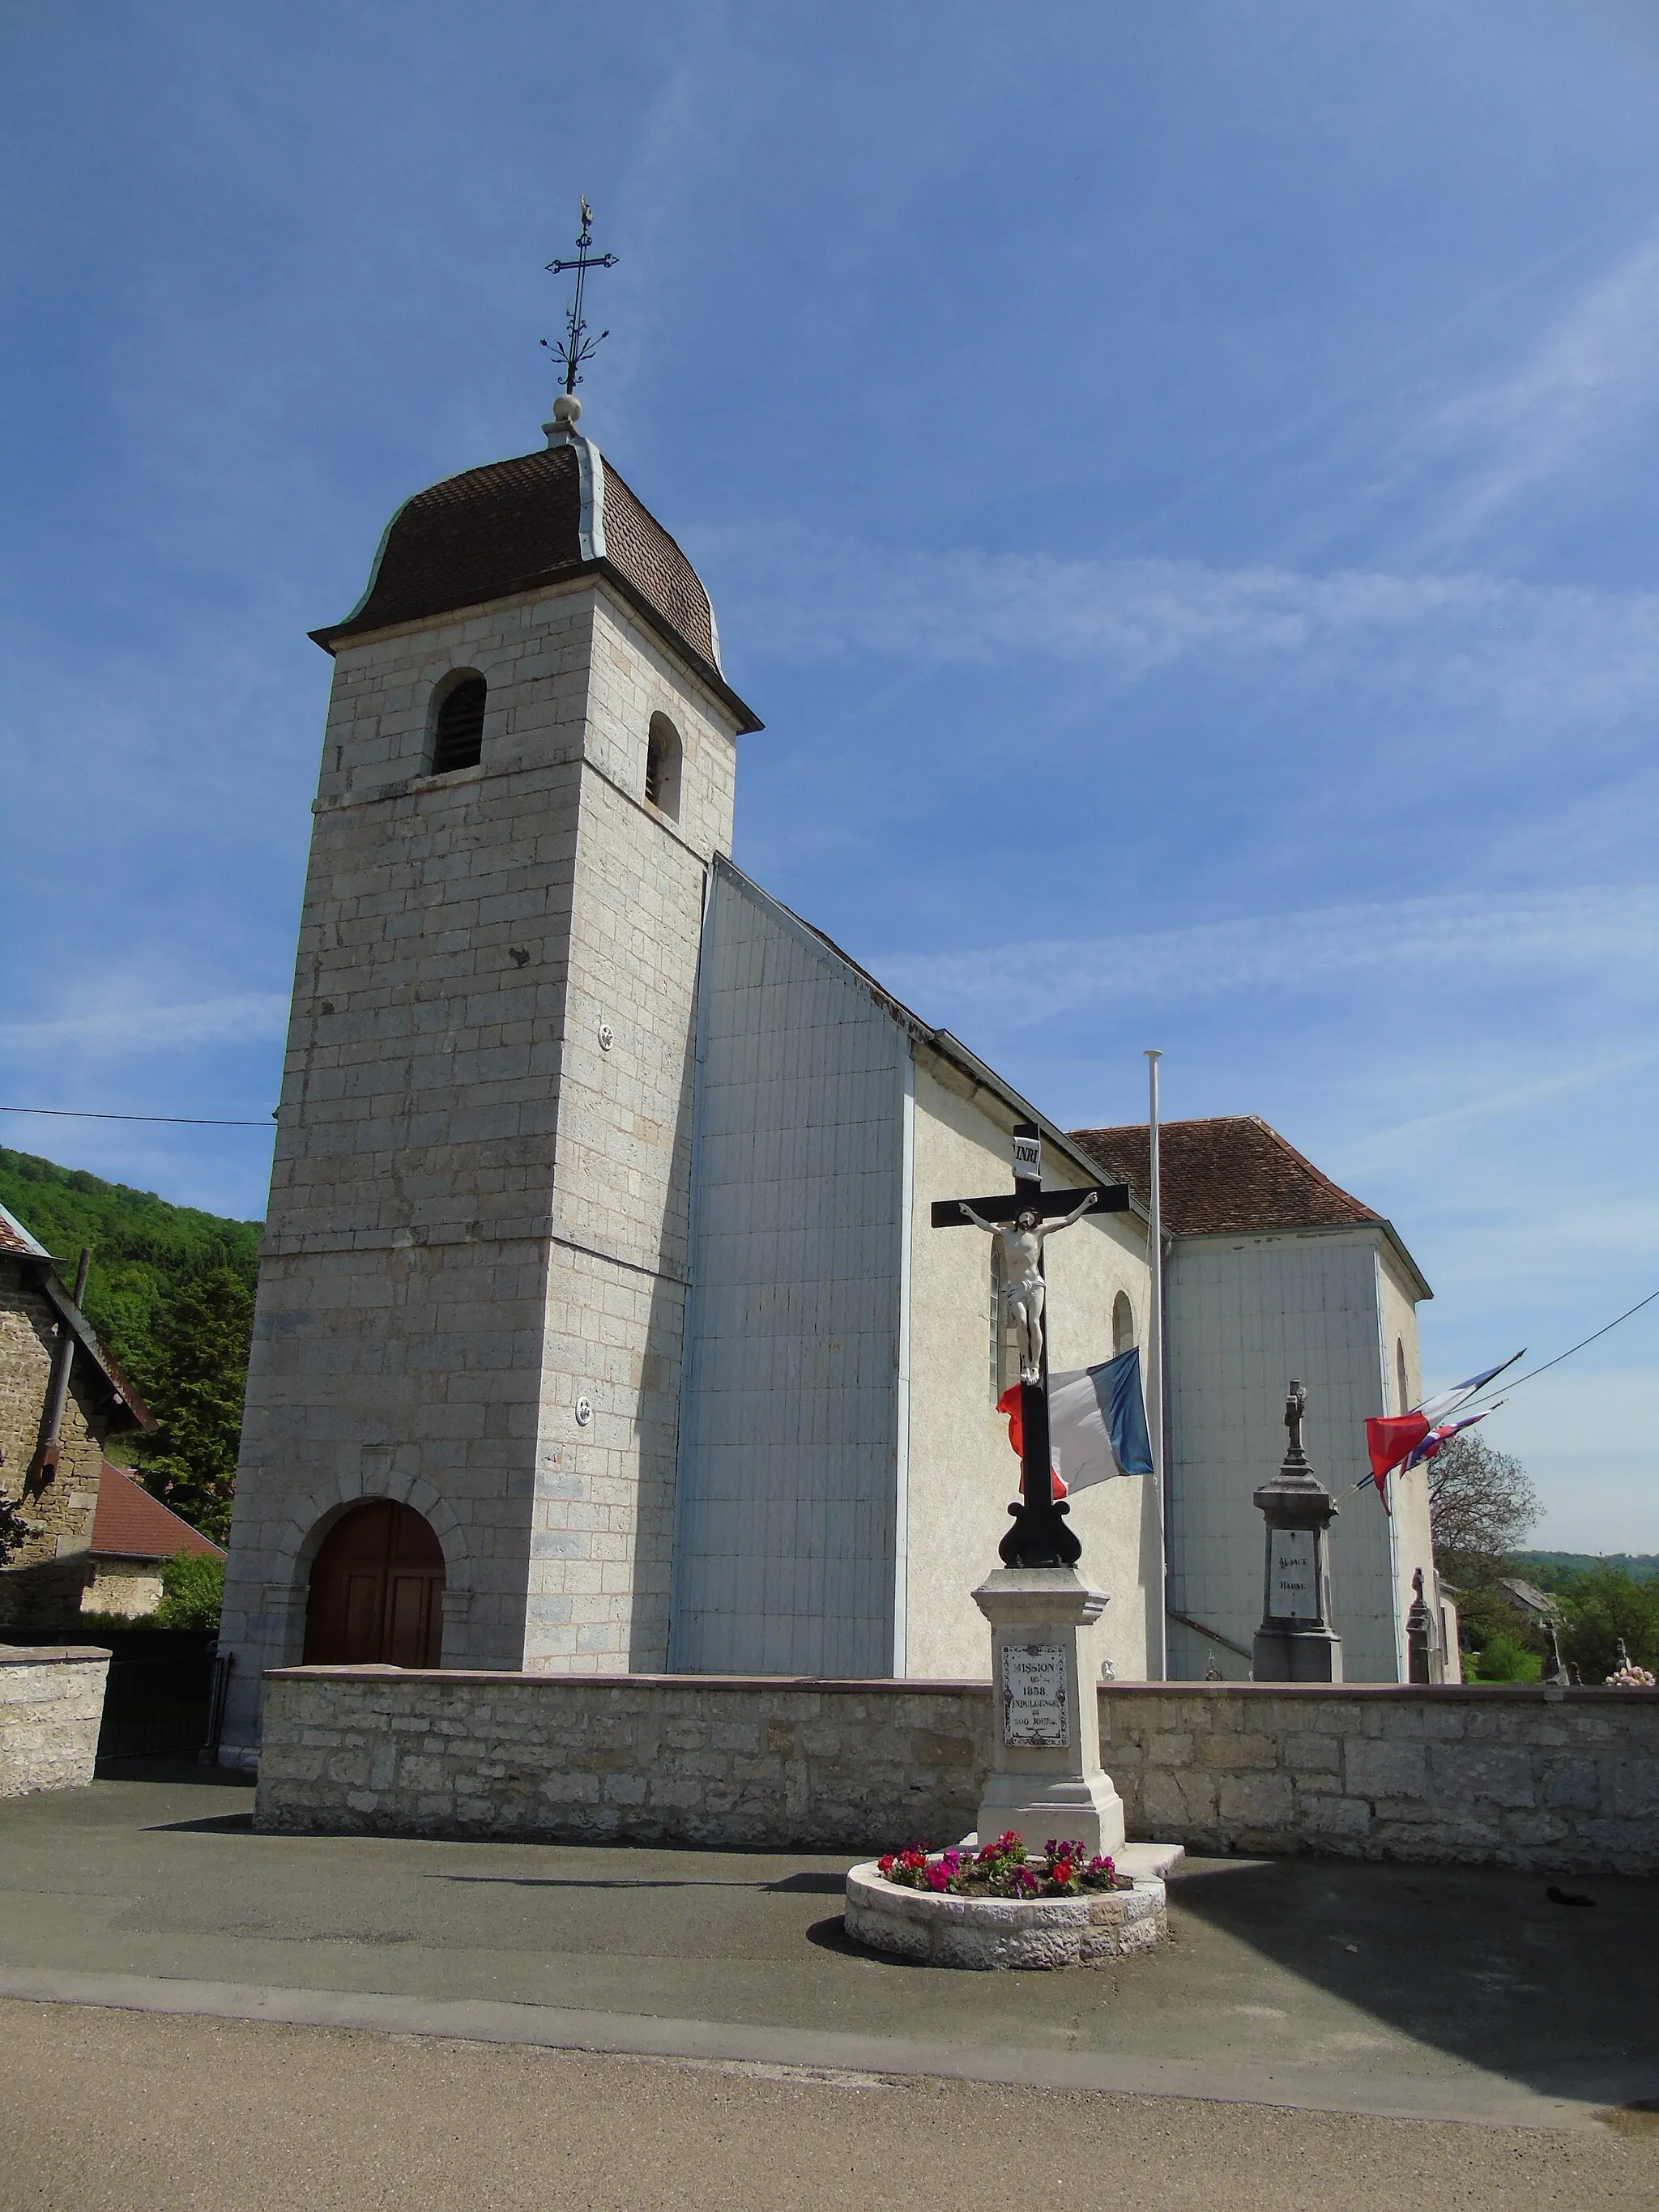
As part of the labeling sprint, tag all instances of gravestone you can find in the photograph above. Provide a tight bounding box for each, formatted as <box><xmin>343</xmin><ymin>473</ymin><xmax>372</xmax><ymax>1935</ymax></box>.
<box><xmin>1252</xmin><ymin>1382</ymin><xmax>1343</xmax><ymax>1683</ymax></box>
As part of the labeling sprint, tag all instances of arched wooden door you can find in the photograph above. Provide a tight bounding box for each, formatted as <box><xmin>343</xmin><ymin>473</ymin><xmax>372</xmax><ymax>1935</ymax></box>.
<box><xmin>302</xmin><ymin>1500</ymin><xmax>445</xmax><ymax>1668</ymax></box>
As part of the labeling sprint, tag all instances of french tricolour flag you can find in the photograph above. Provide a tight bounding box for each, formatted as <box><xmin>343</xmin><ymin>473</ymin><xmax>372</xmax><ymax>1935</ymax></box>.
<box><xmin>1363</xmin><ymin>1354</ymin><xmax>1520</xmax><ymax>1498</ymax></box>
<box><xmin>1000</xmin><ymin>1348</ymin><xmax>1156</xmax><ymax>1498</ymax></box>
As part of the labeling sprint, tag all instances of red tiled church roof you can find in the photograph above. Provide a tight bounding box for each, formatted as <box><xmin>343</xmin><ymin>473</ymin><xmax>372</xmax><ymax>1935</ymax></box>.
<box><xmin>90</xmin><ymin>1464</ymin><xmax>223</xmax><ymax>1563</ymax></box>
<box><xmin>1068</xmin><ymin>1115</ymin><xmax>1383</xmax><ymax>1238</ymax></box>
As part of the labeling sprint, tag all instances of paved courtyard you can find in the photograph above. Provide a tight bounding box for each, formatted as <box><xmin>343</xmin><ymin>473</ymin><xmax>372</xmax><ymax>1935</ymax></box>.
<box><xmin>0</xmin><ymin>1761</ymin><xmax>1655</xmax><ymax>2208</ymax></box>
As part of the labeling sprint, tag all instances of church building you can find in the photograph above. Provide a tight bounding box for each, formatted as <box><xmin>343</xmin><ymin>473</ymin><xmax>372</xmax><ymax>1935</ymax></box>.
<box><xmin>217</xmin><ymin>397</ymin><xmax>1442</xmax><ymax>1763</ymax></box>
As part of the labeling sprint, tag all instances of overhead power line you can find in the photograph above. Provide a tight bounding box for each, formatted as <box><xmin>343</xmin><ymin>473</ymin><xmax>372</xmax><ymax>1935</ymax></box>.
<box><xmin>0</xmin><ymin>1105</ymin><xmax>275</xmax><ymax>1128</ymax></box>
<box><xmin>1460</xmin><ymin>1289</ymin><xmax>1659</xmax><ymax>1412</ymax></box>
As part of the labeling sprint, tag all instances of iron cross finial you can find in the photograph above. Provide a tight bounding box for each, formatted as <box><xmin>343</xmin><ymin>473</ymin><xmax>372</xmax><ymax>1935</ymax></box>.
<box><xmin>543</xmin><ymin>196</ymin><xmax>619</xmax><ymax>398</ymax></box>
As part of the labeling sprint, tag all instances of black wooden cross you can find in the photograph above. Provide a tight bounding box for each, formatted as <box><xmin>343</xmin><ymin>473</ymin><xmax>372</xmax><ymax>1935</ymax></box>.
<box><xmin>931</xmin><ymin>1122</ymin><xmax>1130</xmax><ymax>1569</ymax></box>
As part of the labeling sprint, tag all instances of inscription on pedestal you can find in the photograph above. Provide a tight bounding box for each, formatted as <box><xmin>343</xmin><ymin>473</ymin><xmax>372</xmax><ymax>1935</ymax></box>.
<box><xmin>1001</xmin><ymin>1643</ymin><xmax>1070</xmax><ymax>1747</ymax></box>
<box><xmin>1269</xmin><ymin>1529</ymin><xmax>1318</xmax><ymax>1621</ymax></box>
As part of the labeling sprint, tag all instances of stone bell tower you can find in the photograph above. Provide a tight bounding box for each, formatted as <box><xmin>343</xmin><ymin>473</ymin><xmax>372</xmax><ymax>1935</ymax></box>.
<box><xmin>217</xmin><ymin>393</ymin><xmax>762</xmax><ymax>1758</ymax></box>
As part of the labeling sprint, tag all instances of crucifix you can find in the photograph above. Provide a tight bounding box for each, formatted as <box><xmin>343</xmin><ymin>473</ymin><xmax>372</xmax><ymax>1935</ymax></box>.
<box><xmin>543</xmin><ymin>196</ymin><xmax>619</xmax><ymax>397</ymax></box>
<box><xmin>932</xmin><ymin>1123</ymin><xmax>1129</xmax><ymax>1569</ymax></box>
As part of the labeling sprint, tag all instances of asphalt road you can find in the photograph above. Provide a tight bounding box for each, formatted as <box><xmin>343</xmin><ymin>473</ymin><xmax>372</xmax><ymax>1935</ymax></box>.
<box><xmin>2</xmin><ymin>1998</ymin><xmax>1656</xmax><ymax>2212</ymax></box>
<box><xmin>1</xmin><ymin>1757</ymin><xmax>1657</xmax><ymax>2209</ymax></box>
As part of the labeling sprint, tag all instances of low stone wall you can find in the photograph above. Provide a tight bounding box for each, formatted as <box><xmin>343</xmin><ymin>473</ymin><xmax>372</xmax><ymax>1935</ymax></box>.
<box><xmin>257</xmin><ymin>1669</ymin><xmax>993</xmax><ymax>1852</ymax></box>
<box><xmin>1099</xmin><ymin>1682</ymin><xmax>1659</xmax><ymax>1875</ymax></box>
<box><xmin>0</xmin><ymin>1644</ymin><xmax>109</xmax><ymax>1797</ymax></box>
<box><xmin>255</xmin><ymin>1667</ymin><xmax>1659</xmax><ymax>1873</ymax></box>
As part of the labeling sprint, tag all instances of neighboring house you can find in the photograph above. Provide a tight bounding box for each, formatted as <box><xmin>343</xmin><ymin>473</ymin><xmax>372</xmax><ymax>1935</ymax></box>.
<box><xmin>1070</xmin><ymin>1118</ymin><xmax>1443</xmax><ymax>1683</ymax></box>
<box><xmin>0</xmin><ymin>1201</ymin><xmax>156</xmax><ymax>1633</ymax></box>
<box><xmin>81</xmin><ymin>1463</ymin><xmax>224</xmax><ymax>1620</ymax></box>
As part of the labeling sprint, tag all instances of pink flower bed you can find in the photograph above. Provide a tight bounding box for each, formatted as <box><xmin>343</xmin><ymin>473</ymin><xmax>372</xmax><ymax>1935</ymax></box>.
<box><xmin>875</xmin><ymin>1831</ymin><xmax>1132</xmax><ymax>1899</ymax></box>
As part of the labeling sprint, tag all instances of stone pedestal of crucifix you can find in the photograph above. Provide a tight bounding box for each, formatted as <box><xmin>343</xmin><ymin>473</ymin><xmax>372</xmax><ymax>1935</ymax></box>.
<box><xmin>932</xmin><ymin>1124</ymin><xmax>1133</xmax><ymax>1857</ymax></box>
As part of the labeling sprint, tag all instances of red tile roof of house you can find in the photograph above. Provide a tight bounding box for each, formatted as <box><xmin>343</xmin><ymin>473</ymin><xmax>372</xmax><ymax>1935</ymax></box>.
<box><xmin>1069</xmin><ymin>1115</ymin><xmax>1383</xmax><ymax>1237</ymax></box>
<box><xmin>90</xmin><ymin>1464</ymin><xmax>224</xmax><ymax>1562</ymax></box>
<box><xmin>0</xmin><ymin>1201</ymin><xmax>51</xmax><ymax>1257</ymax></box>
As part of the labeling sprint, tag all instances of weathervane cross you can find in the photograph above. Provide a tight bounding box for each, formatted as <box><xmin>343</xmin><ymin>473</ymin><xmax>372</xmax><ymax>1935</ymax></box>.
<box><xmin>544</xmin><ymin>196</ymin><xmax>618</xmax><ymax>397</ymax></box>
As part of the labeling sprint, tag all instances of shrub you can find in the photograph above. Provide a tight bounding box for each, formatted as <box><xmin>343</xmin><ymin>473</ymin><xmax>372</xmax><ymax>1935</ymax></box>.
<box><xmin>151</xmin><ymin>1549</ymin><xmax>224</xmax><ymax>1630</ymax></box>
<box><xmin>0</xmin><ymin>1490</ymin><xmax>30</xmax><ymax>1568</ymax></box>
<box><xmin>1469</xmin><ymin>1631</ymin><xmax>1541</xmax><ymax>1684</ymax></box>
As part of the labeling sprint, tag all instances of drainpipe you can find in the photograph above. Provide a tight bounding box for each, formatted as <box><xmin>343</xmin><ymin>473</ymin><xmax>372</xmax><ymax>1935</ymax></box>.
<box><xmin>30</xmin><ymin>1247</ymin><xmax>90</xmax><ymax>1488</ymax></box>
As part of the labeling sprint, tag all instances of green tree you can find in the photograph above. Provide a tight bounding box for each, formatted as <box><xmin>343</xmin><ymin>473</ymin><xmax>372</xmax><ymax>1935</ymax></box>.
<box><xmin>152</xmin><ymin>1549</ymin><xmax>225</xmax><ymax>1630</ymax></box>
<box><xmin>1558</xmin><ymin>1568</ymin><xmax>1659</xmax><ymax>1685</ymax></box>
<box><xmin>131</xmin><ymin>1267</ymin><xmax>255</xmax><ymax>1544</ymax></box>
<box><xmin>0</xmin><ymin>1146</ymin><xmax>260</xmax><ymax>1385</ymax></box>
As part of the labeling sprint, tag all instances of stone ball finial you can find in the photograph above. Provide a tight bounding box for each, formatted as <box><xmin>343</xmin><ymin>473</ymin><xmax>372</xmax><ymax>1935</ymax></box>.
<box><xmin>552</xmin><ymin>394</ymin><xmax>582</xmax><ymax>426</ymax></box>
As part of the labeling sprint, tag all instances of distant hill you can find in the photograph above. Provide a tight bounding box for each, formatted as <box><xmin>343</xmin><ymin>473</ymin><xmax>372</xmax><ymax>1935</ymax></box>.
<box><xmin>1513</xmin><ymin>1549</ymin><xmax>1659</xmax><ymax>1585</ymax></box>
<box><xmin>0</xmin><ymin>1148</ymin><xmax>261</xmax><ymax>1383</ymax></box>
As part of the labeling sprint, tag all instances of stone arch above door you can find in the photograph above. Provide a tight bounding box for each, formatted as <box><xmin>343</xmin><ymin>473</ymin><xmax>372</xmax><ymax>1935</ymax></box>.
<box><xmin>302</xmin><ymin>1498</ymin><xmax>445</xmax><ymax>1668</ymax></box>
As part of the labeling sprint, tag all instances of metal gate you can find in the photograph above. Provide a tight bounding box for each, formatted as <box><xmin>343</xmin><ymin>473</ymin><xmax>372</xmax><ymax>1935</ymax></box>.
<box><xmin>94</xmin><ymin>1636</ymin><xmax>232</xmax><ymax>1762</ymax></box>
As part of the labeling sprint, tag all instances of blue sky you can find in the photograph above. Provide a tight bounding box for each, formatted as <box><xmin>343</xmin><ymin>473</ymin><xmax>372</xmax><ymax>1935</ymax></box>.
<box><xmin>2</xmin><ymin>2</ymin><xmax>1655</xmax><ymax>1549</ymax></box>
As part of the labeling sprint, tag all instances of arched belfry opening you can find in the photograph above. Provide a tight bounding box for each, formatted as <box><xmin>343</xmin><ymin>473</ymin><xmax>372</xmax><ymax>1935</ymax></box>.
<box><xmin>429</xmin><ymin>671</ymin><xmax>487</xmax><ymax>775</ymax></box>
<box><xmin>645</xmin><ymin>711</ymin><xmax>682</xmax><ymax>820</ymax></box>
<box><xmin>302</xmin><ymin>1500</ymin><xmax>445</xmax><ymax>1668</ymax></box>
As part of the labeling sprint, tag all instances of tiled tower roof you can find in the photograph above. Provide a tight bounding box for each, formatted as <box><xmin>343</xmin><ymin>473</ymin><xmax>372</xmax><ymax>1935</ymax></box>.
<box><xmin>311</xmin><ymin>439</ymin><xmax>761</xmax><ymax>731</ymax></box>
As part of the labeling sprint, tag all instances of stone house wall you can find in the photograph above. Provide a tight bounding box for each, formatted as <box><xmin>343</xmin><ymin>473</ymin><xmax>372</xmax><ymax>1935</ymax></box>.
<box><xmin>255</xmin><ymin>1669</ymin><xmax>1659</xmax><ymax>1873</ymax></box>
<box><xmin>0</xmin><ymin>1645</ymin><xmax>110</xmax><ymax>1796</ymax></box>
<box><xmin>0</xmin><ymin>1259</ymin><xmax>108</xmax><ymax>1632</ymax></box>
<box><xmin>80</xmin><ymin>1557</ymin><xmax>164</xmax><ymax>1618</ymax></box>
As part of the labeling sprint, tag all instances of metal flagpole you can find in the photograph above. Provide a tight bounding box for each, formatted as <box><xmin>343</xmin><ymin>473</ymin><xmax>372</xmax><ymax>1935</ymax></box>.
<box><xmin>1145</xmin><ymin>1049</ymin><xmax>1169</xmax><ymax>1679</ymax></box>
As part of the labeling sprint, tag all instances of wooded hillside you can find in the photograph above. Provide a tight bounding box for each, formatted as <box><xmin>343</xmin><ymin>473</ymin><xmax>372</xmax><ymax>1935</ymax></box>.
<box><xmin>0</xmin><ymin>1148</ymin><xmax>261</xmax><ymax>1540</ymax></box>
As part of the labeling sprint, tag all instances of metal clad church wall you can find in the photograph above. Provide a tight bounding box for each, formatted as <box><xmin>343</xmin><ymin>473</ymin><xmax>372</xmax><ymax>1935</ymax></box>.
<box><xmin>668</xmin><ymin>866</ymin><xmax>907</xmax><ymax>1675</ymax></box>
<box><xmin>1166</xmin><ymin>1231</ymin><xmax>1399</xmax><ymax>1682</ymax></box>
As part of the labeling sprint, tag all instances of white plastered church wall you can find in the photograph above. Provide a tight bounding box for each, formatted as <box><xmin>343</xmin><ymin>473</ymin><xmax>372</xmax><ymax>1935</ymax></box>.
<box><xmin>669</xmin><ymin>862</ymin><xmax>909</xmax><ymax>1677</ymax></box>
<box><xmin>220</xmin><ymin>571</ymin><xmax>740</xmax><ymax>1751</ymax></box>
<box><xmin>1375</xmin><ymin>1243</ymin><xmax>1436</xmax><ymax>1677</ymax></box>
<box><xmin>1163</xmin><ymin>1225</ymin><xmax>1422</xmax><ymax>1683</ymax></box>
<box><xmin>902</xmin><ymin>1054</ymin><xmax>1158</xmax><ymax>1681</ymax></box>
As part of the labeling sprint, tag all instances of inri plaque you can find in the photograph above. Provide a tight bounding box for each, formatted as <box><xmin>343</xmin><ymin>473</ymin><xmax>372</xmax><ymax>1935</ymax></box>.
<box><xmin>1269</xmin><ymin>1528</ymin><xmax>1319</xmax><ymax>1621</ymax></box>
<box><xmin>1000</xmin><ymin>1643</ymin><xmax>1070</xmax><ymax>1748</ymax></box>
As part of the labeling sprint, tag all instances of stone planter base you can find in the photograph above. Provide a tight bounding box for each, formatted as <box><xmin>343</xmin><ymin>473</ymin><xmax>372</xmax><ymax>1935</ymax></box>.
<box><xmin>844</xmin><ymin>1841</ymin><xmax>1183</xmax><ymax>1970</ymax></box>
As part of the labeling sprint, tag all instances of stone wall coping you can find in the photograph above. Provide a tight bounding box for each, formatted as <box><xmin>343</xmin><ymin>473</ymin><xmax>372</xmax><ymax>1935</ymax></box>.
<box><xmin>262</xmin><ymin>1664</ymin><xmax>1659</xmax><ymax>1705</ymax></box>
<box><xmin>0</xmin><ymin>1644</ymin><xmax>112</xmax><ymax>1666</ymax></box>
<box><xmin>265</xmin><ymin>1666</ymin><xmax>992</xmax><ymax>1693</ymax></box>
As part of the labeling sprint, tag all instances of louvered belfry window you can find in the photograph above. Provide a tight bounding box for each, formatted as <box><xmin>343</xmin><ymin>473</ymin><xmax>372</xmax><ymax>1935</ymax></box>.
<box><xmin>431</xmin><ymin>676</ymin><xmax>487</xmax><ymax>774</ymax></box>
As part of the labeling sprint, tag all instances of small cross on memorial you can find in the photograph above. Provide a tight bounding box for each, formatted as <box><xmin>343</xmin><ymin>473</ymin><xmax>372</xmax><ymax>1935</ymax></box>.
<box><xmin>932</xmin><ymin>1123</ymin><xmax>1129</xmax><ymax>1569</ymax></box>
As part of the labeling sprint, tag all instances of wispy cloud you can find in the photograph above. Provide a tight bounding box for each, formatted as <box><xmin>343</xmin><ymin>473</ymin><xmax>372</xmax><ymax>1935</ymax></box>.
<box><xmin>1331</xmin><ymin>1052</ymin><xmax>1659</xmax><ymax>1178</ymax></box>
<box><xmin>1406</xmin><ymin>236</ymin><xmax>1659</xmax><ymax>548</ymax></box>
<box><xmin>0</xmin><ymin>992</ymin><xmax>290</xmax><ymax>1059</ymax></box>
<box><xmin>709</xmin><ymin>526</ymin><xmax>1659</xmax><ymax>724</ymax></box>
<box><xmin>874</xmin><ymin>884</ymin><xmax>1659</xmax><ymax>1030</ymax></box>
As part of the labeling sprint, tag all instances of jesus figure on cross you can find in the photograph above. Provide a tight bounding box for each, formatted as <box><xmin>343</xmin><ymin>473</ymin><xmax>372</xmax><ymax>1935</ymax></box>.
<box><xmin>957</xmin><ymin>1190</ymin><xmax>1099</xmax><ymax>1383</ymax></box>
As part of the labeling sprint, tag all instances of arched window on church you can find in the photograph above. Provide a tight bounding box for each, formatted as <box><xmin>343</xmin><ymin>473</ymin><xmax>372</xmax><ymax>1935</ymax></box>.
<box><xmin>1397</xmin><ymin>1338</ymin><xmax>1410</xmax><ymax>1416</ymax></box>
<box><xmin>645</xmin><ymin>712</ymin><xmax>682</xmax><ymax>820</ymax></box>
<box><xmin>429</xmin><ymin>671</ymin><xmax>487</xmax><ymax>775</ymax></box>
<box><xmin>1112</xmin><ymin>1291</ymin><xmax>1135</xmax><ymax>1356</ymax></box>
